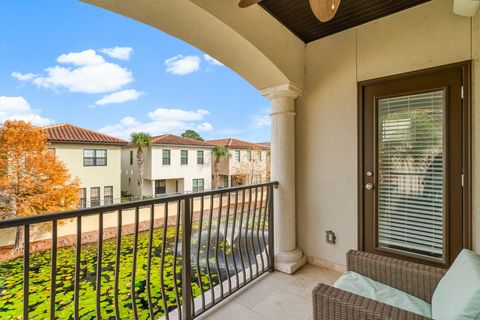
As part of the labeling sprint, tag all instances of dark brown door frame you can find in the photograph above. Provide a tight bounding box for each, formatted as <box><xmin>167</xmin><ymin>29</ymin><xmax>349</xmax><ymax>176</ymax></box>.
<box><xmin>357</xmin><ymin>61</ymin><xmax>472</xmax><ymax>267</ymax></box>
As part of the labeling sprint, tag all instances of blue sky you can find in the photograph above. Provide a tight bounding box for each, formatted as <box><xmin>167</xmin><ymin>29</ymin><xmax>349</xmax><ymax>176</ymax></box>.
<box><xmin>0</xmin><ymin>1</ymin><xmax>271</xmax><ymax>142</ymax></box>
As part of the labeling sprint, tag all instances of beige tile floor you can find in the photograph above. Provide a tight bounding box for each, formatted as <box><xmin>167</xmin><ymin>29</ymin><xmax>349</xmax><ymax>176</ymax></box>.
<box><xmin>199</xmin><ymin>264</ymin><xmax>341</xmax><ymax>320</ymax></box>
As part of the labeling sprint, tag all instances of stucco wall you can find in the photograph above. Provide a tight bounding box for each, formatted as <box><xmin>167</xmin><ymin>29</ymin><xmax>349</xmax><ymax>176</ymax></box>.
<box><xmin>215</xmin><ymin>149</ymin><xmax>268</xmax><ymax>180</ymax></box>
<box><xmin>229</xmin><ymin>149</ymin><xmax>268</xmax><ymax>183</ymax></box>
<box><xmin>121</xmin><ymin>147</ymin><xmax>153</xmax><ymax>197</ymax></box>
<box><xmin>150</xmin><ymin>146</ymin><xmax>212</xmax><ymax>192</ymax></box>
<box><xmin>122</xmin><ymin>146</ymin><xmax>213</xmax><ymax>196</ymax></box>
<box><xmin>296</xmin><ymin>0</ymin><xmax>480</xmax><ymax>266</ymax></box>
<box><xmin>473</xmin><ymin>4</ymin><xmax>480</xmax><ymax>256</ymax></box>
<box><xmin>52</xmin><ymin>143</ymin><xmax>122</xmax><ymax>204</ymax></box>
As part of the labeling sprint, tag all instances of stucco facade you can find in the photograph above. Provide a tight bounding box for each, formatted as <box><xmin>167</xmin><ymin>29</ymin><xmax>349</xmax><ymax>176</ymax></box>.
<box><xmin>212</xmin><ymin>148</ymin><xmax>269</xmax><ymax>187</ymax></box>
<box><xmin>122</xmin><ymin>145</ymin><xmax>213</xmax><ymax>197</ymax></box>
<box><xmin>207</xmin><ymin>138</ymin><xmax>270</xmax><ymax>188</ymax></box>
<box><xmin>296</xmin><ymin>0</ymin><xmax>480</xmax><ymax>267</ymax></box>
<box><xmin>49</xmin><ymin>143</ymin><xmax>123</xmax><ymax>206</ymax></box>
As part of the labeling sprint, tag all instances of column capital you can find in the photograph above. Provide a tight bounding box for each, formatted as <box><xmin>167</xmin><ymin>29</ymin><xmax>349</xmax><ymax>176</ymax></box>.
<box><xmin>261</xmin><ymin>83</ymin><xmax>304</xmax><ymax>100</ymax></box>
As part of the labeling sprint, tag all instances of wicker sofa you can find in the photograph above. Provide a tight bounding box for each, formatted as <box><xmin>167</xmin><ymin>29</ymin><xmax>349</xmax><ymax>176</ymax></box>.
<box><xmin>312</xmin><ymin>250</ymin><xmax>447</xmax><ymax>320</ymax></box>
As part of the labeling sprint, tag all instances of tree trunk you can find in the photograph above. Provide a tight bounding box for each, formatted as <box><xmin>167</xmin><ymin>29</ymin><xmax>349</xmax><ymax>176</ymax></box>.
<box><xmin>214</xmin><ymin>161</ymin><xmax>220</xmax><ymax>189</ymax></box>
<box><xmin>137</xmin><ymin>147</ymin><xmax>144</xmax><ymax>199</ymax></box>
<box><xmin>0</xmin><ymin>192</ymin><xmax>22</xmax><ymax>250</ymax></box>
<box><xmin>10</xmin><ymin>196</ymin><xmax>23</xmax><ymax>251</ymax></box>
<box><xmin>14</xmin><ymin>226</ymin><xmax>24</xmax><ymax>251</ymax></box>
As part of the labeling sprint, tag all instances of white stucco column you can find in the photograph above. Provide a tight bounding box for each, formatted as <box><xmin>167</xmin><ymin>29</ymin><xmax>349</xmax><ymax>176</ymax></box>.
<box><xmin>262</xmin><ymin>83</ymin><xmax>306</xmax><ymax>274</ymax></box>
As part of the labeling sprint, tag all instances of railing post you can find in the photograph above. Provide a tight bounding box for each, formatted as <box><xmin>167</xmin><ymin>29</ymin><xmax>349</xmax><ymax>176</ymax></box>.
<box><xmin>268</xmin><ymin>184</ymin><xmax>275</xmax><ymax>272</ymax></box>
<box><xmin>182</xmin><ymin>197</ymin><xmax>193</xmax><ymax>320</ymax></box>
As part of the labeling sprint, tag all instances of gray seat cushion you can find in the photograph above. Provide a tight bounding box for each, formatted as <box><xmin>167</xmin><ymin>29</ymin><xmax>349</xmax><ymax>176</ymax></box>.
<box><xmin>334</xmin><ymin>271</ymin><xmax>432</xmax><ymax>318</ymax></box>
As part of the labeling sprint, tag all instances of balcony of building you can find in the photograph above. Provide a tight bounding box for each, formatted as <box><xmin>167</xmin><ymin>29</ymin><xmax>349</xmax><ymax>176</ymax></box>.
<box><xmin>0</xmin><ymin>0</ymin><xmax>479</xmax><ymax>319</ymax></box>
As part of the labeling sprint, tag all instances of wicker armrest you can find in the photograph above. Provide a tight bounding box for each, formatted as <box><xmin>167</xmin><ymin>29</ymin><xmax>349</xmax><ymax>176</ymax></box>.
<box><xmin>346</xmin><ymin>250</ymin><xmax>446</xmax><ymax>302</ymax></box>
<box><xmin>312</xmin><ymin>284</ymin><xmax>431</xmax><ymax>320</ymax></box>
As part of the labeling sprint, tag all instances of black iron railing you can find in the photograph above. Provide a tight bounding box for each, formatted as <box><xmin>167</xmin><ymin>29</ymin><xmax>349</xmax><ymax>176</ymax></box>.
<box><xmin>0</xmin><ymin>182</ymin><xmax>277</xmax><ymax>320</ymax></box>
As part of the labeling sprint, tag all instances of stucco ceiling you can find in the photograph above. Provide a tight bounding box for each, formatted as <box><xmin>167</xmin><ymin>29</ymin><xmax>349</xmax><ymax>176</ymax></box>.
<box><xmin>259</xmin><ymin>0</ymin><xmax>431</xmax><ymax>43</ymax></box>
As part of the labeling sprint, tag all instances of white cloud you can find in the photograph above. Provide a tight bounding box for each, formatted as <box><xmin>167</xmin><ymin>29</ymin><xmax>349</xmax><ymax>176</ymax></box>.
<box><xmin>99</xmin><ymin>107</ymin><xmax>213</xmax><ymax>139</ymax></box>
<box><xmin>204</xmin><ymin>54</ymin><xmax>224</xmax><ymax>66</ymax></box>
<box><xmin>11</xmin><ymin>72</ymin><xmax>38</xmax><ymax>81</ymax></box>
<box><xmin>165</xmin><ymin>55</ymin><xmax>200</xmax><ymax>75</ymax></box>
<box><xmin>251</xmin><ymin>114</ymin><xmax>270</xmax><ymax>129</ymax></box>
<box><xmin>196</xmin><ymin>122</ymin><xmax>214</xmax><ymax>131</ymax></box>
<box><xmin>148</xmin><ymin>108</ymin><xmax>208</xmax><ymax>121</ymax></box>
<box><xmin>57</xmin><ymin>49</ymin><xmax>105</xmax><ymax>66</ymax></box>
<box><xmin>0</xmin><ymin>96</ymin><xmax>52</xmax><ymax>126</ymax></box>
<box><xmin>12</xmin><ymin>49</ymin><xmax>133</xmax><ymax>94</ymax></box>
<box><xmin>32</xmin><ymin>64</ymin><xmax>132</xmax><ymax>94</ymax></box>
<box><xmin>95</xmin><ymin>89</ymin><xmax>143</xmax><ymax>106</ymax></box>
<box><xmin>100</xmin><ymin>47</ymin><xmax>133</xmax><ymax>60</ymax></box>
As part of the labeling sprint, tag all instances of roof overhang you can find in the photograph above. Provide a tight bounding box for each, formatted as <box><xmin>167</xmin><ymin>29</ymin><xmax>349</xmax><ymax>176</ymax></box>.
<box><xmin>259</xmin><ymin>0</ymin><xmax>431</xmax><ymax>43</ymax></box>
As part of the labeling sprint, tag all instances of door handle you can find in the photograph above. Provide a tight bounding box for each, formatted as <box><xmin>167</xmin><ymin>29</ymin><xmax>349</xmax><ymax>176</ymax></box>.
<box><xmin>365</xmin><ymin>183</ymin><xmax>374</xmax><ymax>190</ymax></box>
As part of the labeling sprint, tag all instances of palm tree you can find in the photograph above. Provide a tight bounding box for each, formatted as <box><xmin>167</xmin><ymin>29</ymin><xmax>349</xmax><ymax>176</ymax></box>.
<box><xmin>212</xmin><ymin>146</ymin><xmax>230</xmax><ymax>188</ymax></box>
<box><xmin>131</xmin><ymin>132</ymin><xmax>151</xmax><ymax>199</ymax></box>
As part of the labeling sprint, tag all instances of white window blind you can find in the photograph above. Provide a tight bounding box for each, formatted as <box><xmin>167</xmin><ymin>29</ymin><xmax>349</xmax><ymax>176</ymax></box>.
<box><xmin>377</xmin><ymin>90</ymin><xmax>444</xmax><ymax>259</ymax></box>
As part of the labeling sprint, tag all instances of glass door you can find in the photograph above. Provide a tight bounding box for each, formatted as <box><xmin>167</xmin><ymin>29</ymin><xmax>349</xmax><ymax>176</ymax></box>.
<box><xmin>377</xmin><ymin>91</ymin><xmax>445</xmax><ymax>260</ymax></box>
<box><xmin>359</xmin><ymin>62</ymin><xmax>471</xmax><ymax>267</ymax></box>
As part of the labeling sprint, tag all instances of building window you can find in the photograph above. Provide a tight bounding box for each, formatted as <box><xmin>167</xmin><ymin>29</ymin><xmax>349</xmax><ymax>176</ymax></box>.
<box><xmin>258</xmin><ymin>150</ymin><xmax>262</xmax><ymax>161</ymax></box>
<box><xmin>84</xmin><ymin>149</ymin><xmax>107</xmax><ymax>166</ymax></box>
<box><xmin>130</xmin><ymin>150</ymin><xmax>134</xmax><ymax>165</ymax></box>
<box><xmin>175</xmin><ymin>180</ymin><xmax>179</xmax><ymax>193</ymax></box>
<box><xmin>192</xmin><ymin>178</ymin><xmax>204</xmax><ymax>192</ymax></box>
<box><xmin>90</xmin><ymin>187</ymin><xmax>100</xmax><ymax>207</ymax></box>
<box><xmin>162</xmin><ymin>149</ymin><xmax>171</xmax><ymax>165</ymax></box>
<box><xmin>79</xmin><ymin>188</ymin><xmax>86</xmax><ymax>209</ymax></box>
<box><xmin>247</xmin><ymin>150</ymin><xmax>252</xmax><ymax>161</ymax></box>
<box><xmin>224</xmin><ymin>176</ymin><xmax>229</xmax><ymax>188</ymax></box>
<box><xmin>104</xmin><ymin>186</ymin><xmax>113</xmax><ymax>205</ymax></box>
<box><xmin>48</xmin><ymin>148</ymin><xmax>56</xmax><ymax>155</ymax></box>
<box><xmin>181</xmin><ymin>150</ymin><xmax>188</xmax><ymax>165</ymax></box>
<box><xmin>235</xmin><ymin>150</ymin><xmax>241</xmax><ymax>162</ymax></box>
<box><xmin>197</xmin><ymin>150</ymin><xmax>204</xmax><ymax>164</ymax></box>
<box><xmin>253</xmin><ymin>174</ymin><xmax>262</xmax><ymax>184</ymax></box>
<box><xmin>155</xmin><ymin>180</ymin><xmax>166</xmax><ymax>195</ymax></box>
<box><xmin>128</xmin><ymin>178</ymin><xmax>131</xmax><ymax>186</ymax></box>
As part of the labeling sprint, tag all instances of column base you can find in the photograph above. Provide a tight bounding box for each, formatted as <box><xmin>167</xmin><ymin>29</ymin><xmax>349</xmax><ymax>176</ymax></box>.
<box><xmin>274</xmin><ymin>248</ymin><xmax>307</xmax><ymax>274</ymax></box>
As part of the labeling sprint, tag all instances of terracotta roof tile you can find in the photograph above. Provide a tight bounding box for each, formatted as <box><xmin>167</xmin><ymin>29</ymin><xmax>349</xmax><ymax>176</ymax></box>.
<box><xmin>44</xmin><ymin>123</ymin><xmax>128</xmax><ymax>145</ymax></box>
<box><xmin>149</xmin><ymin>134</ymin><xmax>214</xmax><ymax>147</ymax></box>
<box><xmin>206</xmin><ymin>138</ymin><xmax>269</xmax><ymax>150</ymax></box>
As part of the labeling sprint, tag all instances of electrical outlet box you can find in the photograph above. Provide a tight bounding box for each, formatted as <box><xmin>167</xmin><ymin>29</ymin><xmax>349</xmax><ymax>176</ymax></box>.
<box><xmin>326</xmin><ymin>230</ymin><xmax>336</xmax><ymax>244</ymax></box>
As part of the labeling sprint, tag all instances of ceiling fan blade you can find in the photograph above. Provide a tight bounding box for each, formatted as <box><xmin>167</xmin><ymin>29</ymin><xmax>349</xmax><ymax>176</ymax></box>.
<box><xmin>309</xmin><ymin>0</ymin><xmax>341</xmax><ymax>22</ymax></box>
<box><xmin>238</xmin><ymin>0</ymin><xmax>262</xmax><ymax>8</ymax></box>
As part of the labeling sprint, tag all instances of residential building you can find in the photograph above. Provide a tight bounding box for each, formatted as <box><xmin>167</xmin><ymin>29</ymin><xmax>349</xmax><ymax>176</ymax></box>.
<box><xmin>44</xmin><ymin>123</ymin><xmax>127</xmax><ymax>208</ymax></box>
<box><xmin>207</xmin><ymin>138</ymin><xmax>270</xmax><ymax>188</ymax></box>
<box><xmin>4</xmin><ymin>1</ymin><xmax>480</xmax><ymax>319</ymax></box>
<box><xmin>86</xmin><ymin>0</ymin><xmax>480</xmax><ymax>277</ymax></box>
<box><xmin>258</xmin><ymin>142</ymin><xmax>271</xmax><ymax>182</ymax></box>
<box><xmin>122</xmin><ymin>134</ymin><xmax>213</xmax><ymax>197</ymax></box>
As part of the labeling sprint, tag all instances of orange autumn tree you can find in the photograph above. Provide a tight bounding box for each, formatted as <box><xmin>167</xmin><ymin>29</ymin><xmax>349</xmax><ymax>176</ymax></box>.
<box><xmin>0</xmin><ymin>120</ymin><xmax>80</xmax><ymax>250</ymax></box>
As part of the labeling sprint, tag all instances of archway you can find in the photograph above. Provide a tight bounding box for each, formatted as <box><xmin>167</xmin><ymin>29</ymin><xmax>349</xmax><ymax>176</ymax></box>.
<box><xmin>81</xmin><ymin>0</ymin><xmax>307</xmax><ymax>274</ymax></box>
<box><xmin>81</xmin><ymin>0</ymin><xmax>304</xmax><ymax>90</ymax></box>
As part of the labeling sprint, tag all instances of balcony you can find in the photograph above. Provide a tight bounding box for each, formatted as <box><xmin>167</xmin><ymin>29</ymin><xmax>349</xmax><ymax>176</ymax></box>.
<box><xmin>0</xmin><ymin>183</ymin><xmax>290</xmax><ymax>319</ymax></box>
<box><xmin>201</xmin><ymin>264</ymin><xmax>340</xmax><ymax>320</ymax></box>
<box><xmin>1</xmin><ymin>0</ymin><xmax>480</xmax><ymax>319</ymax></box>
